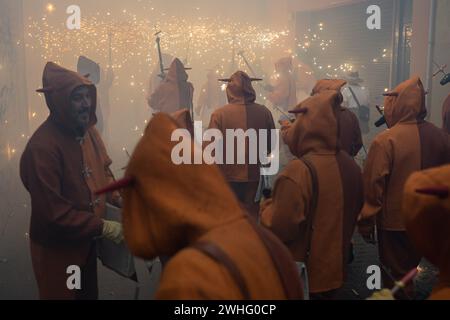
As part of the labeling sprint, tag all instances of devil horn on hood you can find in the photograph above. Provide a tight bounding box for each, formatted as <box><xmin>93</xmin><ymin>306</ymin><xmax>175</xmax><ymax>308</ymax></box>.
<box><xmin>95</xmin><ymin>176</ymin><xmax>136</xmax><ymax>195</ymax></box>
<box><xmin>383</xmin><ymin>92</ymin><xmax>399</xmax><ymax>97</ymax></box>
<box><xmin>415</xmin><ymin>186</ymin><xmax>449</xmax><ymax>199</ymax></box>
<box><xmin>288</xmin><ymin>108</ymin><xmax>308</xmax><ymax>115</ymax></box>
<box><xmin>36</xmin><ymin>87</ymin><xmax>53</xmax><ymax>93</ymax></box>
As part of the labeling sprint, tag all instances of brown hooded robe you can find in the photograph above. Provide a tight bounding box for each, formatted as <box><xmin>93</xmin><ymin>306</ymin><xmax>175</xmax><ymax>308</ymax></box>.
<box><xmin>208</xmin><ymin>71</ymin><xmax>276</xmax><ymax>218</ymax></box>
<box><xmin>20</xmin><ymin>62</ymin><xmax>119</xmax><ymax>299</ymax></box>
<box><xmin>119</xmin><ymin>113</ymin><xmax>303</xmax><ymax>299</ymax></box>
<box><xmin>261</xmin><ymin>90</ymin><xmax>364</xmax><ymax>295</ymax></box>
<box><xmin>358</xmin><ymin>77</ymin><xmax>450</xmax><ymax>295</ymax></box>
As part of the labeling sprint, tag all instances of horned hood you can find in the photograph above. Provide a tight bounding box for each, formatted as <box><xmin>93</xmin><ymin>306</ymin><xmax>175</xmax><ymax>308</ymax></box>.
<box><xmin>283</xmin><ymin>90</ymin><xmax>340</xmax><ymax>157</ymax></box>
<box><xmin>226</xmin><ymin>71</ymin><xmax>256</xmax><ymax>105</ymax></box>
<box><xmin>121</xmin><ymin>113</ymin><xmax>244</xmax><ymax>260</ymax></box>
<box><xmin>38</xmin><ymin>62</ymin><xmax>97</xmax><ymax>134</ymax></box>
<box><xmin>383</xmin><ymin>77</ymin><xmax>427</xmax><ymax>128</ymax></box>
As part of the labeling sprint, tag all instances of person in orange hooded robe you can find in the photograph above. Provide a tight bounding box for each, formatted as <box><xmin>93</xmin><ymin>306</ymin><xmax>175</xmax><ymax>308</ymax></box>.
<box><xmin>260</xmin><ymin>90</ymin><xmax>364</xmax><ymax>299</ymax></box>
<box><xmin>403</xmin><ymin>164</ymin><xmax>450</xmax><ymax>300</ymax></box>
<box><xmin>358</xmin><ymin>77</ymin><xmax>450</xmax><ymax>299</ymax></box>
<box><xmin>96</xmin><ymin>113</ymin><xmax>303</xmax><ymax>299</ymax></box>
<box><xmin>20</xmin><ymin>62</ymin><xmax>122</xmax><ymax>299</ymax></box>
<box><xmin>208</xmin><ymin>71</ymin><xmax>276</xmax><ymax>219</ymax></box>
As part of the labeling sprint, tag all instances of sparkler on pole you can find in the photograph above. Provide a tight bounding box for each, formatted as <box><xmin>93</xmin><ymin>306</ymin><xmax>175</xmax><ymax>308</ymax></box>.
<box><xmin>391</xmin><ymin>268</ymin><xmax>419</xmax><ymax>296</ymax></box>
<box><xmin>108</xmin><ymin>30</ymin><xmax>113</xmax><ymax>68</ymax></box>
<box><xmin>367</xmin><ymin>267</ymin><xmax>420</xmax><ymax>300</ymax></box>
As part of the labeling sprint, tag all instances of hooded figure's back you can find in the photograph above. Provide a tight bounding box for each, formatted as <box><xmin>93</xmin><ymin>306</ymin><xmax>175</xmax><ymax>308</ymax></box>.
<box><xmin>360</xmin><ymin>77</ymin><xmax>450</xmax><ymax>230</ymax></box>
<box><xmin>116</xmin><ymin>113</ymin><xmax>303</xmax><ymax>299</ymax></box>
<box><xmin>149</xmin><ymin>58</ymin><xmax>194</xmax><ymax>114</ymax></box>
<box><xmin>20</xmin><ymin>62</ymin><xmax>116</xmax><ymax>299</ymax></box>
<box><xmin>261</xmin><ymin>90</ymin><xmax>364</xmax><ymax>294</ymax></box>
<box><xmin>208</xmin><ymin>71</ymin><xmax>275</xmax><ymax>182</ymax></box>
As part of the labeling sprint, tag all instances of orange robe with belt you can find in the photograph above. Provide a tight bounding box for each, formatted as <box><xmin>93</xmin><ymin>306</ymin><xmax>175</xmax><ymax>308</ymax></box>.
<box><xmin>261</xmin><ymin>90</ymin><xmax>364</xmax><ymax>294</ymax></box>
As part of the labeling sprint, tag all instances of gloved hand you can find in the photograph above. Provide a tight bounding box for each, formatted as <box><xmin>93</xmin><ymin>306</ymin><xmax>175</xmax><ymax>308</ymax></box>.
<box><xmin>102</xmin><ymin>220</ymin><xmax>124</xmax><ymax>244</ymax></box>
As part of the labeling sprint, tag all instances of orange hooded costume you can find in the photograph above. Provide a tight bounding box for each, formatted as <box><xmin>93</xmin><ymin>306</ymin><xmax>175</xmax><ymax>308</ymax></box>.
<box><xmin>208</xmin><ymin>71</ymin><xmax>275</xmax><ymax>218</ymax></box>
<box><xmin>20</xmin><ymin>62</ymin><xmax>119</xmax><ymax>299</ymax></box>
<box><xmin>111</xmin><ymin>113</ymin><xmax>303</xmax><ymax>299</ymax></box>
<box><xmin>260</xmin><ymin>90</ymin><xmax>364</xmax><ymax>296</ymax></box>
<box><xmin>403</xmin><ymin>165</ymin><xmax>450</xmax><ymax>300</ymax></box>
<box><xmin>311</xmin><ymin>79</ymin><xmax>363</xmax><ymax>157</ymax></box>
<box><xmin>267</xmin><ymin>57</ymin><xmax>297</xmax><ymax>111</ymax></box>
<box><xmin>358</xmin><ymin>77</ymin><xmax>450</xmax><ymax>296</ymax></box>
<box><xmin>148</xmin><ymin>58</ymin><xmax>194</xmax><ymax>114</ymax></box>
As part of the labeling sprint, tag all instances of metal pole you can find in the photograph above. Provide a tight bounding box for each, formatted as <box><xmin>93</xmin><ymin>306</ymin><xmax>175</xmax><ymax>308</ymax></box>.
<box><xmin>425</xmin><ymin>0</ymin><xmax>437</xmax><ymax>120</ymax></box>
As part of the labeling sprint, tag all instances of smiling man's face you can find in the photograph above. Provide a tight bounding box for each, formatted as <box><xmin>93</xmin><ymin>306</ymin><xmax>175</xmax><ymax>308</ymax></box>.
<box><xmin>68</xmin><ymin>85</ymin><xmax>92</xmax><ymax>133</ymax></box>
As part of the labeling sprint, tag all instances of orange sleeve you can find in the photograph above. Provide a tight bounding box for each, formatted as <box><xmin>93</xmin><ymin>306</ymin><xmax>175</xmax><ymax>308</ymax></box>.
<box><xmin>261</xmin><ymin>175</ymin><xmax>307</xmax><ymax>245</ymax></box>
<box><xmin>360</xmin><ymin>137</ymin><xmax>391</xmax><ymax>222</ymax></box>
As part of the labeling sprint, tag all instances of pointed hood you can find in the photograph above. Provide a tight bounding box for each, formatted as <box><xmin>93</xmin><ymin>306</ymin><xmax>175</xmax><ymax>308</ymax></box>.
<box><xmin>383</xmin><ymin>77</ymin><xmax>427</xmax><ymax>128</ymax></box>
<box><xmin>120</xmin><ymin>113</ymin><xmax>244</xmax><ymax>260</ymax></box>
<box><xmin>225</xmin><ymin>71</ymin><xmax>256</xmax><ymax>105</ymax></box>
<box><xmin>283</xmin><ymin>90</ymin><xmax>340</xmax><ymax>157</ymax></box>
<box><xmin>38</xmin><ymin>62</ymin><xmax>97</xmax><ymax>134</ymax></box>
<box><xmin>403</xmin><ymin>165</ymin><xmax>450</xmax><ymax>287</ymax></box>
<box><xmin>165</xmin><ymin>58</ymin><xmax>189</xmax><ymax>83</ymax></box>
